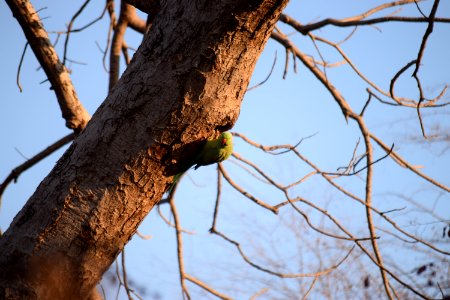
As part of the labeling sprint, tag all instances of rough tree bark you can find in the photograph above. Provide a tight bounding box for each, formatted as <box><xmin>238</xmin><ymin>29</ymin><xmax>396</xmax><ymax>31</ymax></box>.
<box><xmin>0</xmin><ymin>0</ymin><xmax>289</xmax><ymax>298</ymax></box>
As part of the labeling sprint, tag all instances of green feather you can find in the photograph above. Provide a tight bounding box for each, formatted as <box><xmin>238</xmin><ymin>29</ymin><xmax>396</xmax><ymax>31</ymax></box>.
<box><xmin>168</xmin><ymin>132</ymin><xmax>233</xmax><ymax>192</ymax></box>
<box><xmin>193</xmin><ymin>132</ymin><xmax>233</xmax><ymax>169</ymax></box>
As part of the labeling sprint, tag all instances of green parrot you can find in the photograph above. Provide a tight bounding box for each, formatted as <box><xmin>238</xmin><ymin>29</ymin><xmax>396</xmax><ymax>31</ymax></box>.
<box><xmin>169</xmin><ymin>132</ymin><xmax>233</xmax><ymax>192</ymax></box>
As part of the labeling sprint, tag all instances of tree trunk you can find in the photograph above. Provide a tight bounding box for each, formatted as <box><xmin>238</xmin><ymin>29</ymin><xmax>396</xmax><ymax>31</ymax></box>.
<box><xmin>0</xmin><ymin>0</ymin><xmax>288</xmax><ymax>298</ymax></box>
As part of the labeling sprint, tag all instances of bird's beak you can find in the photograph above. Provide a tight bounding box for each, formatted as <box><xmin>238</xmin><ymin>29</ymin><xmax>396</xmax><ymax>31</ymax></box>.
<box><xmin>221</xmin><ymin>138</ymin><xmax>227</xmax><ymax>146</ymax></box>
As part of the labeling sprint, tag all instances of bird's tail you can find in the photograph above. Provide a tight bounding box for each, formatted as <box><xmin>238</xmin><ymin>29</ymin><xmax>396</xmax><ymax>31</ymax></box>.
<box><xmin>167</xmin><ymin>155</ymin><xmax>198</xmax><ymax>194</ymax></box>
<box><xmin>167</xmin><ymin>172</ymin><xmax>184</xmax><ymax>194</ymax></box>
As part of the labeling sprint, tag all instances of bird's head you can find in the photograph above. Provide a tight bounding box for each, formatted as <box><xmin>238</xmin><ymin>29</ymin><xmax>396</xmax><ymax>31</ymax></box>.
<box><xmin>219</xmin><ymin>132</ymin><xmax>232</xmax><ymax>147</ymax></box>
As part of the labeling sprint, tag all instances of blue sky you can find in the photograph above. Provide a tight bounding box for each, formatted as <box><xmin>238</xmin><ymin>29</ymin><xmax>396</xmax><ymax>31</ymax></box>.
<box><xmin>1</xmin><ymin>1</ymin><xmax>450</xmax><ymax>299</ymax></box>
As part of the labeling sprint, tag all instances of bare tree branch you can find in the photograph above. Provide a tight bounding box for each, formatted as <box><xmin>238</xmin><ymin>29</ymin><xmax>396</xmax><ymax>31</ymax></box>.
<box><xmin>185</xmin><ymin>274</ymin><xmax>232</xmax><ymax>300</ymax></box>
<box><xmin>412</xmin><ymin>0</ymin><xmax>441</xmax><ymax>138</ymax></box>
<box><xmin>121</xmin><ymin>249</ymin><xmax>133</xmax><ymax>300</ymax></box>
<box><xmin>301</xmin><ymin>276</ymin><xmax>319</xmax><ymax>300</ymax></box>
<box><xmin>271</xmin><ymin>31</ymin><xmax>353</xmax><ymax>121</ymax></box>
<box><xmin>0</xmin><ymin>133</ymin><xmax>75</xmax><ymax>203</ymax></box>
<box><xmin>109</xmin><ymin>1</ymin><xmax>131</xmax><ymax>91</ymax></box>
<box><xmin>356</xmin><ymin>115</ymin><xmax>394</xmax><ymax>299</ymax></box>
<box><xmin>250</xmin><ymin>288</ymin><xmax>269</xmax><ymax>300</ymax></box>
<box><xmin>210</xmin><ymin>227</ymin><xmax>355</xmax><ymax>279</ymax></box>
<box><xmin>62</xmin><ymin>0</ymin><xmax>91</xmax><ymax>66</ymax></box>
<box><xmin>127</xmin><ymin>11</ymin><xmax>146</xmax><ymax>34</ymax></box>
<box><xmin>16</xmin><ymin>42</ymin><xmax>28</xmax><ymax>93</ymax></box>
<box><xmin>169</xmin><ymin>196</ymin><xmax>191</xmax><ymax>300</ymax></box>
<box><xmin>247</xmin><ymin>51</ymin><xmax>277</xmax><ymax>91</ymax></box>
<box><xmin>5</xmin><ymin>0</ymin><xmax>91</xmax><ymax>131</ymax></box>
<box><xmin>219</xmin><ymin>164</ymin><xmax>279</xmax><ymax>214</ymax></box>
<box><xmin>370</xmin><ymin>133</ymin><xmax>450</xmax><ymax>192</ymax></box>
<box><xmin>3</xmin><ymin>0</ymin><xmax>449</xmax><ymax>298</ymax></box>
<box><xmin>234</xmin><ymin>133</ymin><xmax>450</xmax><ymax>255</ymax></box>
<box><xmin>279</xmin><ymin>0</ymin><xmax>450</xmax><ymax>35</ymax></box>
<box><xmin>412</xmin><ymin>0</ymin><xmax>440</xmax><ymax>78</ymax></box>
<box><xmin>124</xmin><ymin>0</ymin><xmax>160</xmax><ymax>16</ymax></box>
<box><xmin>210</xmin><ymin>166</ymin><xmax>223</xmax><ymax>230</ymax></box>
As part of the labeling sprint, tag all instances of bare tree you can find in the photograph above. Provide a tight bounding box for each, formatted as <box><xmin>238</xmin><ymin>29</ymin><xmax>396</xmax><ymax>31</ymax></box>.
<box><xmin>1</xmin><ymin>0</ymin><xmax>288</xmax><ymax>298</ymax></box>
<box><xmin>1</xmin><ymin>0</ymin><xmax>449</xmax><ymax>299</ymax></box>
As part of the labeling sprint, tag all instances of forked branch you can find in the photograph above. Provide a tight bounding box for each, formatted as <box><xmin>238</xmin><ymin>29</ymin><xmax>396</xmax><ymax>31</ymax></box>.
<box><xmin>5</xmin><ymin>0</ymin><xmax>91</xmax><ymax>131</ymax></box>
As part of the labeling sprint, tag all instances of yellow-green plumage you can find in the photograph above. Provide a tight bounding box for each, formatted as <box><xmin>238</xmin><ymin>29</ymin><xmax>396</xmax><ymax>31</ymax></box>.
<box><xmin>193</xmin><ymin>132</ymin><xmax>233</xmax><ymax>169</ymax></box>
<box><xmin>169</xmin><ymin>132</ymin><xmax>233</xmax><ymax>192</ymax></box>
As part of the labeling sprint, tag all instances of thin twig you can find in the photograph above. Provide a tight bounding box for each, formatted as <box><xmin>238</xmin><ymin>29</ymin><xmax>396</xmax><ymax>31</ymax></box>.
<box><xmin>232</xmin><ymin>153</ymin><xmax>283</xmax><ymax>189</ymax></box>
<box><xmin>102</xmin><ymin>0</ymin><xmax>116</xmax><ymax>73</ymax></box>
<box><xmin>412</xmin><ymin>0</ymin><xmax>441</xmax><ymax>138</ymax></box>
<box><xmin>185</xmin><ymin>274</ymin><xmax>232</xmax><ymax>300</ymax></box>
<box><xmin>280</xmin><ymin>5</ymin><xmax>450</xmax><ymax>35</ymax></box>
<box><xmin>308</xmin><ymin>33</ymin><xmax>328</xmax><ymax>79</ymax></box>
<box><xmin>412</xmin><ymin>0</ymin><xmax>440</xmax><ymax>78</ymax></box>
<box><xmin>122</xmin><ymin>41</ymin><xmax>131</xmax><ymax>65</ymax></box>
<box><xmin>390</xmin><ymin>60</ymin><xmax>416</xmax><ymax>102</ymax></box>
<box><xmin>271</xmin><ymin>31</ymin><xmax>353</xmax><ymax>121</ymax></box>
<box><xmin>121</xmin><ymin>249</ymin><xmax>133</xmax><ymax>300</ymax></box>
<box><xmin>283</xmin><ymin>46</ymin><xmax>290</xmax><ymax>79</ymax></box>
<box><xmin>0</xmin><ymin>133</ymin><xmax>75</xmax><ymax>203</ymax></box>
<box><xmin>229</xmin><ymin>159</ymin><xmax>271</xmax><ymax>185</ymax></box>
<box><xmin>250</xmin><ymin>288</ymin><xmax>269</xmax><ymax>300</ymax></box>
<box><xmin>169</xmin><ymin>195</ymin><xmax>191</xmax><ymax>300</ymax></box>
<box><xmin>16</xmin><ymin>42</ymin><xmax>29</xmax><ymax>92</ymax></box>
<box><xmin>360</xmin><ymin>92</ymin><xmax>372</xmax><ymax>116</ymax></box>
<box><xmin>282</xmin><ymin>17</ymin><xmax>449</xmax><ymax>109</ymax></box>
<box><xmin>211</xmin><ymin>227</ymin><xmax>355</xmax><ymax>278</ymax></box>
<box><xmin>414</xmin><ymin>0</ymin><xmax>427</xmax><ymax>18</ymax></box>
<box><xmin>323</xmin><ymin>144</ymin><xmax>394</xmax><ymax>177</ymax></box>
<box><xmin>301</xmin><ymin>276</ymin><xmax>319</xmax><ymax>300</ymax></box>
<box><xmin>285</xmin><ymin>196</ymin><xmax>376</xmax><ymax>242</ymax></box>
<box><xmin>210</xmin><ymin>167</ymin><xmax>222</xmax><ymax>230</ymax></box>
<box><xmin>247</xmin><ymin>51</ymin><xmax>277</xmax><ymax>91</ymax></box>
<box><xmin>232</xmin><ymin>131</ymin><xmax>316</xmax><ymax>155</ymax></box>
<box><xmin>233</xmin><ymin>133</ymin><xmax>450</xmax><ymax>258</ymax></box>
<box><xmin>5</xmin><ymin>0</ymin><xmax>91</xmax><ymax>130</ymax></box>
<box><xmin>49</xmin><ymin>2</ymin><xmax>108</xmax><ymax>35</ymax></box>
<box><xmin>157</xmin><ymin>204</ymin><xmax>195</xmax><ymax>235</ymax></box>
<box><xmin>63</xmin><ymin>0</ymin><xmax>92</xmax><ymax>66</ymax></box>
<box><xmin>115</xmin><ymin>260</ymin><xmax>123</xmax><ymax>300</ymax></box>
<box><xmin>219</xmin><ymin>164</ymin><xmax>278</xmax><ymax>214</ymax></box>
<box><xmin>356</xmin><ymin>115</ymin><xmax>394</xmax><ymax>299</ymax></box>
<box><xmin>370</xmin><ymin>133</ymin><xmax>450</xmax><ymax>192</ymax></box>
<box><xmin>135</xmin><ymin>230</ymin><xmax>152</xmax><ymax>240</ymax></box>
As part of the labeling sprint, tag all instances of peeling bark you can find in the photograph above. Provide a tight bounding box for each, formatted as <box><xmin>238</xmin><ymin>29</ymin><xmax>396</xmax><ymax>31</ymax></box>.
<box><xmin>0</xmin><ymin>0</ymin><xmax>289</xmax><ymax>298</ymax></box>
